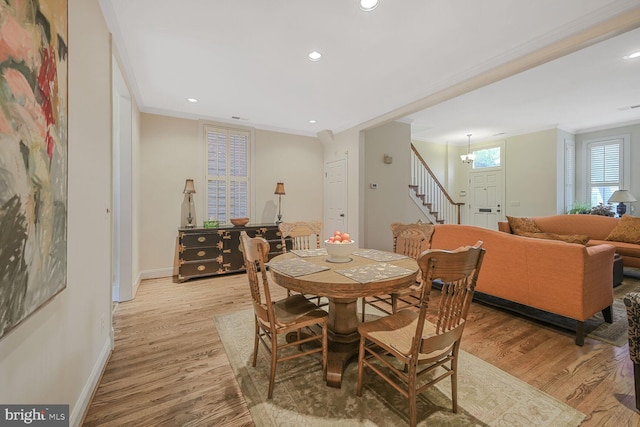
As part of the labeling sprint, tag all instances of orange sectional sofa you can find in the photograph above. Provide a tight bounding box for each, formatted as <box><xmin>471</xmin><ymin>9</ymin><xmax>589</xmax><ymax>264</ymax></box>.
<box><xmin>498</xmin><ymin>214</ymin><xmax>640</xmax><ymax>268</ymax></box>
<box><xmin>430</xmin><ymin>224</ymin><xmax>616</xmax><ymax>345</ymax></box>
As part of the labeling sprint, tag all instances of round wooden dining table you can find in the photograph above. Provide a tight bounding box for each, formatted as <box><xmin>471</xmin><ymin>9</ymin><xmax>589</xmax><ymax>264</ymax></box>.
<box><xmin>268</xmin><ymin>249</ymin><xmax>419</xmax><ymax>388</ymax></box>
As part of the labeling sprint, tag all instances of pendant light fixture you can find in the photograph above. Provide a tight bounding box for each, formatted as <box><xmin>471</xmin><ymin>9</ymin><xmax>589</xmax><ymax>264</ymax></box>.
<box><xmin>460</xmin><ymin>134</ymin><xmax>475</xmax><ymax>164</ymax></box>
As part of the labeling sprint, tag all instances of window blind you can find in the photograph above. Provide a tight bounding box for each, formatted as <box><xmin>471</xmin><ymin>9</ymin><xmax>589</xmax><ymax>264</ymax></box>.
<box><xmin>205</xmin><ymin>126</ymin><xmax>249</xmax><ymax>224</ymax></box>
<box><xmin>588</xmin><ymin>139</ymin><xmax>621</xmax><ymax>206</ymax></box>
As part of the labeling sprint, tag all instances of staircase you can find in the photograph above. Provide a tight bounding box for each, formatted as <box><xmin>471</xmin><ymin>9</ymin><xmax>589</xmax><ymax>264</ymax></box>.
<box><xmin>410</xmin><ymin>144</ymin><xmax>464</xmax><ymax>224</ymax></box>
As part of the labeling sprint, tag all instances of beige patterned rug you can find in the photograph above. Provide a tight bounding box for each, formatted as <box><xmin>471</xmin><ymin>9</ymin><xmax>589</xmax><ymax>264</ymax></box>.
<box><xmin>214</xmin><ymin>308</ymin><xmax>585</xmax><ymax>426</ymax></box>
<box><xmin>587</xmin><ymin>273</ymin><xmax>640</xmax><ymax>346</ymax></box>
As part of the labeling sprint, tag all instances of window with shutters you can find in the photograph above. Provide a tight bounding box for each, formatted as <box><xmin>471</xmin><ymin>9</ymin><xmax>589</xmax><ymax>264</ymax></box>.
<box><xmin>586</xmin><ymin>136</ymin><xmax>629</xmax><ymax>207</ymax></box>
<box><xmin>205</xmin><ymin>125</ymin><xmax>250</xmax><ymax>225</ymax></box>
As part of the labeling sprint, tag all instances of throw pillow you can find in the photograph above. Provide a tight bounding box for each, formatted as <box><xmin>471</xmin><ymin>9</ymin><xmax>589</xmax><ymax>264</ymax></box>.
<box><xmin>519</xmin><ymin>232</ymin><xmax>589</xmax><ymax>245</ymax></box>
<box><xmin>606</xmin><ymin>215</ymin><xmax>640</xmax><ymax>244</ymax></box>
<box><xmin>506</xmin><ymin>216</ymin><xmax>542</xmax><ymax>235</ymax></box>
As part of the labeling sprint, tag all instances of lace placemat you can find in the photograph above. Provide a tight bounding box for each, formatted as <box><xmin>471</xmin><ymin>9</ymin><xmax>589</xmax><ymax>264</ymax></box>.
<box><xmin>335</xmin><ymin>263</ymin><xmax>415</xmax><ymax>284</ymax></box>
<box><xmin>353</xmin><ymin>249</ymin><xmax>409</xmax><ymax>262</ymax></box>
<box><xmin>291</xmin><ymin>248</ymin><xmax>328</xmax><ymax>257</ymax></box>
<box><xmin>268</xmin><ymin>258</ymin><xmax>330</xmax><ymax>277</ymax></box>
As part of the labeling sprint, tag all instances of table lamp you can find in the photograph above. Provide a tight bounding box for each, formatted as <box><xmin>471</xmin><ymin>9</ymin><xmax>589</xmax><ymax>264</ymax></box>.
<box><xmin>608</xmin><ymin>189</ymin><xmax>637</xmax><ymax>217</ymax></box>
<box><xmin>274</xmin><ymin>182</ymin><xmax>285</xmax><ymax>224</ymax></box>
<box><xmin>184</xmin><ymin>179</ymin><xmax>196</xmax><ymax>228</ymax></box>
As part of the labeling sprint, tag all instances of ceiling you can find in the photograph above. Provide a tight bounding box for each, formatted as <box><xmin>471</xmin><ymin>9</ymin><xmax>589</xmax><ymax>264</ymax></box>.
<box><xmin>99</xmin><ymin>0</ymin><xmax>640</xmax><ymax>145</ymax></box>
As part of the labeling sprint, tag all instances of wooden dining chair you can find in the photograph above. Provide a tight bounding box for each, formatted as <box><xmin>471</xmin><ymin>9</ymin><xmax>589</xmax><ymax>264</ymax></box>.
<box><xmin>279</xmin><ymin>221</ymin><xmax>323</xmax><ymax>252</ymax></box>
<box><xmin>361</xmin><ymin>221</ymin><xmax>434</xmax><ymax>321</ymax></box>
<box><xmin>239</xmin><ymin>231</ymin><xmax>328</xmax><ymax>399</ymax></box>
<box><xmin>356</xmin><ymin>241</ymin><xmax>485</xmax><ymax>427</ymax></box>
<box><xmin>278</xmin><ymin>221</ymin><xmax>325</xmax><ymax>305</ymax></box>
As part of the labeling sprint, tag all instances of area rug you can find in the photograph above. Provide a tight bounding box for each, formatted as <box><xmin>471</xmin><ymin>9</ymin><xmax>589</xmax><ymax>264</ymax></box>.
<box><xmin>472</xmin><ymin>271</ymin><xmax>640</xmax><ymax>347</ymax></box>
<box><xmin>214</xmin><ymin>309</ymin><xmax>585</xmax><ymax>427</ymax></box>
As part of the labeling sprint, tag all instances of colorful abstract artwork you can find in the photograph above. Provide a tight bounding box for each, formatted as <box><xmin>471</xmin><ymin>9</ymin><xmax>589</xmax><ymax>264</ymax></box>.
<box><xmin>0</xmin><ymin>0</ymin><xmax>68</xmax><ymax>339</ymax></box>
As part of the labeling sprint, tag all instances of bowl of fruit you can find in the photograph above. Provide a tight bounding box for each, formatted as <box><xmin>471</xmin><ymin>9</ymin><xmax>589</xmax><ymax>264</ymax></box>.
<box><xmin>324</xmin><ymin>231</ymin><xmax>355</xmax><ymax>263</ymax></box>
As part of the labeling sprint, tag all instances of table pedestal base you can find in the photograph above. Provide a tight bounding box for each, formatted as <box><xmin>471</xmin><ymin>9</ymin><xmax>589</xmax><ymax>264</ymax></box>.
<box><xmin>326</xmin><ymin>339</ymin><xmax>359</xmax><ymax>388</ymax></box>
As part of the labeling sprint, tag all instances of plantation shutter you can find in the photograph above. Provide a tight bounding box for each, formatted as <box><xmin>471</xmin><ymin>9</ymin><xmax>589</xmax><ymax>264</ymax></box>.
<box><xmin>206</xmin><ymin>126</ymin><xmax>249</xmax><ymax>225</ymax></box>
<box><xmin>588</xmin><ymin>139</ymin><xmax>621</xmax><ymax>206</ymax></box>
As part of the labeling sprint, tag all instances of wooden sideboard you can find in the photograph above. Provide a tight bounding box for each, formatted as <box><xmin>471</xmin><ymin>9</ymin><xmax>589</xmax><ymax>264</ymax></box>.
<box><xmin>178</xmin><ymin>224</ymin><xmax>289</xmax><ymax>282</ymax></box>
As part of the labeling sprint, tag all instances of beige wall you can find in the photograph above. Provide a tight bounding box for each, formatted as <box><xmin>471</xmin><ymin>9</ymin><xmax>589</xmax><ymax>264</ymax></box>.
<box><xmin>364</xmin><ymin>122</ymin><xmax>427</xmax><ymax>251</ymax></box>
<box><xmin>503</xmin><ymin>129</ymin><xmax>560</xmax><ymax>217</ymax></box>
<box><xmin>0</xmin><ymin>0</ymin><xmax>114</xmax><ymax>424</ymax></box>
<box><xmin>139</xmin><ymin>114</ymin><xmax>324</xmax><ymax>276</ymax></box>
<box><xmin>254</xmin><ymin>129</ymin><xmax>324</xmax><ymax>225</ymax></box>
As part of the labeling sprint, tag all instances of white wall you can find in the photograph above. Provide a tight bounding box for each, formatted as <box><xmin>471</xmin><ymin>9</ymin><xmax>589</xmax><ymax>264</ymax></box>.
<box><xmin>139</xmin><ymin>114</ymin><xmax>324</xmax><ymax>277</ymax></box>
<box><xmin>0</xmin><ymin>1</ymin><xmax>113</xmax><ymax>425</ymax></box>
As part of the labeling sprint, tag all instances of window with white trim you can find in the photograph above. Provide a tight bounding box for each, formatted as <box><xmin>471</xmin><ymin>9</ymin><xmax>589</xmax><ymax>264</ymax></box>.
<box><xmin>471</xmin><ymin>146</ymin><xmax>501</xmax><ymax>169</ymax></box>
<box><xmin>587</xmin><ymin>138</ymin><xmax>623</xmax><ymax>207</ymax></box>
<box><xmin>205</xmin><ymin>125</ymin><xmax>250</xmax><ymax>225</ymax></box>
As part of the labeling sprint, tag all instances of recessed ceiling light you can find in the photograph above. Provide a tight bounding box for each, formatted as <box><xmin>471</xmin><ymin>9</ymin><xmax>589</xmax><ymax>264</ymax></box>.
<box><xmin>309</xmin><ymin>120</ymin><xmax>317</xmax><ymax>124</ymax></box>
<box><xmin>186</xmin><ymin>98</ymin><xmax>198</xmax><ymax>103</ymax></box>
<box><xmin>359</xmin><ymin>0</ymin><xmax>379</xmax><ymax>11</ymax></box>
<box><xmin>624</xmin><ymin>51</ymin><xmax>640</xmax><ymax>59</ymax></box>
<box><xmin>308</xmin><ymin>51</ymin><xmax>322</xmax><ymax>61</ymax></box>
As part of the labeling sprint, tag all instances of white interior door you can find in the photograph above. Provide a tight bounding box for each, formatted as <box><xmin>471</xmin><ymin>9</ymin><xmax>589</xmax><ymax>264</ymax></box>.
<box><xmin>112</xmin><ymin>57</ymin><xmax>133</xmax><ymax>302</ymax></box>
<box><xmin>324</xmin><ymin>158</ymin><xmax>347</xmax><ymax>235</ymax></box>
<box><xmin>468</xmin><ymin>169</ymin><xmax>504</xmax><ymax>230</ymax></box>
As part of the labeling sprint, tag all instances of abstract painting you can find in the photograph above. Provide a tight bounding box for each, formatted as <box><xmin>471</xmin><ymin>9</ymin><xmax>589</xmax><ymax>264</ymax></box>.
<box><xmin>0</xmin><ymin>0</ymin><xmax>68</xmax><ymax>339</ymax></box>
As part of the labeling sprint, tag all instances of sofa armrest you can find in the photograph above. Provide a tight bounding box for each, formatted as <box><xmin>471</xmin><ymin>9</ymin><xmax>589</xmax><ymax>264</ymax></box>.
<box><xmin>580</xmin><ymin>243</ymin><xmax>616</xmax><ymax>317</ymax></box>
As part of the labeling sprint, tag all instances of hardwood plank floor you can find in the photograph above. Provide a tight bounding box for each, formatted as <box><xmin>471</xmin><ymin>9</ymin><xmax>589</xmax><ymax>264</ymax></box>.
<box><xmin>82</xmin><ymin>274</ymin><xmax>640</xmax><ymax>426</ymax></box>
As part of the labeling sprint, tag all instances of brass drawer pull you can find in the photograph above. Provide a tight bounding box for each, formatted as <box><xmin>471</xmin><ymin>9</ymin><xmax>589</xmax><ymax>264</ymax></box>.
<box><xmin>198</xmin><ymin>236</ymin><xmax>206</xmax><ymax>243</ymax></box>
<box><xmin>197</xmin><ymin>265</ymin><xmax>206</xmax><ymax>272</ymax></box>
<box><xmin>197</xmin><ymin>250</ymin><xmax>206</xmax><ymax>257</ymax></box>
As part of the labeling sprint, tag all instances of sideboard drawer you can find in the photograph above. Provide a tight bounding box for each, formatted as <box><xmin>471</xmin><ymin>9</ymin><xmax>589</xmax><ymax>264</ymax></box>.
<box><xmin>180</xmin><ymin>231</ymin><xmax>223</xmax><ymax>248</ymax></box>
<box><xmin>181</xmin><ymin>246</ymin><xmax>223</xmax><ymax>261</ymax></box>
<box><xmin>179</xmin><ymin>259</ymin><xmax>226</xmax><ymax>279</ymax></box>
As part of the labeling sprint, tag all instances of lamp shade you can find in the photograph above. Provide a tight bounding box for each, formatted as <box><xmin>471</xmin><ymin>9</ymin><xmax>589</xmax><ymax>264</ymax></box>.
<box><xmin>608</xmin><ymin>190</ymin><xmax>637</xmax><ymax>203</ymax></box>
<box><xmin>274</xmin><ymin>182</ymin><xmax>285</xmax><ymax>195</ymax></box>
<box><xmin>183</xmin><ymin>179</ymin><xmax>196</xmax><ymax>194</ymax></box>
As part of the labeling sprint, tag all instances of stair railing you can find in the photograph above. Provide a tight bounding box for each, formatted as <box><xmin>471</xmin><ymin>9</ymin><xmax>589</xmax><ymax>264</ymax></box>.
<box><xmin>410</xmin><ymin>144</ymin><xmax>464</xmax><ymax>224</ymax></box>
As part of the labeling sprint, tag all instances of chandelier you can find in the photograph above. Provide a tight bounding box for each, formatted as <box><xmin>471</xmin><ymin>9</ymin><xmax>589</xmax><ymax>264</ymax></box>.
<box><xmin>460</xmin><ymin>134</ymin><xmax>475</xmax><ymax>164</ymax></box>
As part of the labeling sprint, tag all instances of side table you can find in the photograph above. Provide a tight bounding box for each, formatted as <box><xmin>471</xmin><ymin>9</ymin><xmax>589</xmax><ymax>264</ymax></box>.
<box><xmin>613</xmin><ymin>253</ymin><xmax>623</xmax><ymax>287</ymax></box>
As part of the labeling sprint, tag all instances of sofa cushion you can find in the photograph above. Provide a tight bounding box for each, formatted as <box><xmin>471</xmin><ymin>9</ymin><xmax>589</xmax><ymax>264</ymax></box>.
<box><xmin>520</xmin><ymin>232</ymin><xmax>590</xmax><ymax>245</ymax></box>
<box><xmin>605</xmin><ymin>214</ymin><xmax>640</xmax><ymax>244</ymax></box>
<box><xmin>507</xmin><ymin>216</ymin><xmax>542</xmax><ymax>235</ymax></box>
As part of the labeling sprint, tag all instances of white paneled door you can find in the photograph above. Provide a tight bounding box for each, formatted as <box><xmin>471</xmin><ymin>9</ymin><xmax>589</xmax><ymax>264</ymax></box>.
<box><xmin>324</xmin><ymin>158</ymin><xmax>347</xmax><ymax>235</ymax></box>
<box><xmin>468</xmin><ymin>169</ymin><xmax>504</xmax><ymax>230</ymax></box>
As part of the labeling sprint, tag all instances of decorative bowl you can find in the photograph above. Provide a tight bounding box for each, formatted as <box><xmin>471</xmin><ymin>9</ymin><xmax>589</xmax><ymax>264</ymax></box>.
<box><xmin>324</xmin><ymin>240</ymin><xmax>356</xmax><ymax>263</ymax></box>
<box><xmin>230</xmin><ymin>217</ymin><xmax>250</xmax><ymax>227</ymax></box>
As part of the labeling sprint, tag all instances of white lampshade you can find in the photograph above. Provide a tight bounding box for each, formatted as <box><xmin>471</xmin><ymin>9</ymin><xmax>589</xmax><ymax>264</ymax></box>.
<box><xmin>608</xmin><ymin>190</ymin><xmax>637</xmax><ymax>203</ymax></box>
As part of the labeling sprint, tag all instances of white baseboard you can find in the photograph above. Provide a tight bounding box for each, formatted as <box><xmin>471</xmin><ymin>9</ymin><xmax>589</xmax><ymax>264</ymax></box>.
<box><xmin>140</xmin><ymin>267</ymin><xmax>174</xmax><ymax>280</ymax></box>
<box><xmin>70</xmin><ymin>336</ymin><xmax>112</xmax><ymax>427</ymax></box>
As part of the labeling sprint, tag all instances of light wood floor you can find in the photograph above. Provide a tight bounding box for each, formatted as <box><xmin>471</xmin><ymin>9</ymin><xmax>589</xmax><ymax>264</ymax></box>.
<box><xmin>82</xmin><ymin>274</ymin><xmax>640</xmax><ymax>426</ymax></box>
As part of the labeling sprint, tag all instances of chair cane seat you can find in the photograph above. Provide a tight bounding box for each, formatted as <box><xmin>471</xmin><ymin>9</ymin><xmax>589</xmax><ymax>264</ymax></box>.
<box><xmin>272</xmin><ymin>294</ymin><xmax>329</xmax><ymax>326</ymax></box>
